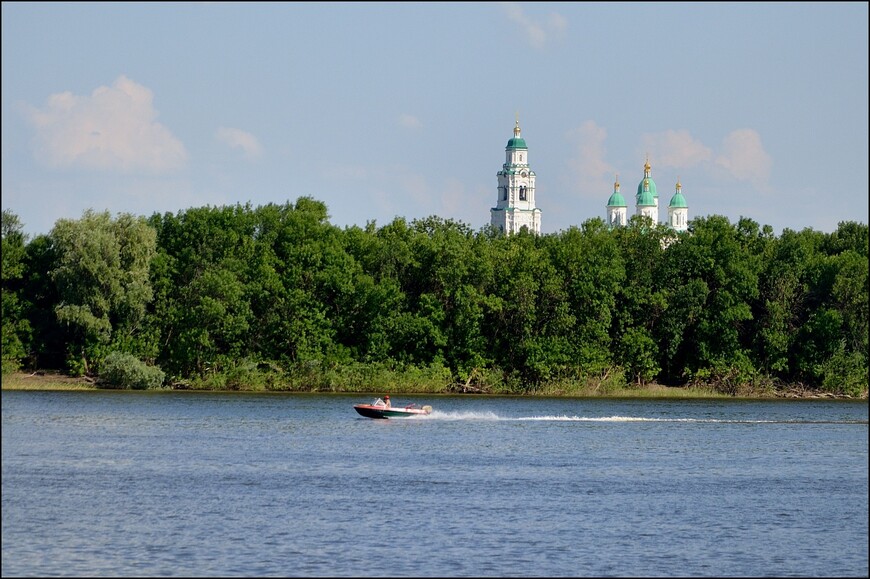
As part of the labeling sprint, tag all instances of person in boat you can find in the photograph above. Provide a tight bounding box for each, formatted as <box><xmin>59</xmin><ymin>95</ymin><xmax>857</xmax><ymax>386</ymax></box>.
<box><xmin>384</xmin><ymin>395</ymin><xmax>391</xmax><ymax>409</ymax></box>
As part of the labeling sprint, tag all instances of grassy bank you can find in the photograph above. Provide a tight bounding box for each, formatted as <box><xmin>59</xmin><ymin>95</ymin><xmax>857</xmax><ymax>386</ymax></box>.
<box><xmin>2</xmin><ymin>372</ymin><xmax>98</xmax><ymax>391</ymax></box>
<box><xmin>3</xmin><ymin>370</ymin><xmax>863</xmax><ymax>399</ymax></box>
<box><xmin>1</xmin><ymin>371</ymin><xmax>704</xmax><ymax>397</ymax></box>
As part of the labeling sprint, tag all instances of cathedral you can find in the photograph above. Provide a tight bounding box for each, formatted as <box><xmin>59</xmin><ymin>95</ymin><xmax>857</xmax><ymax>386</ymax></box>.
<box><xmin>490</xmin><ymin>120</ymin><xmax>688</xmax><ymax>234</ymax></box>
<box><xmin>606</xmin><ymin>158</ymin><xmax>689</xmax><ymax>232</ymax></box>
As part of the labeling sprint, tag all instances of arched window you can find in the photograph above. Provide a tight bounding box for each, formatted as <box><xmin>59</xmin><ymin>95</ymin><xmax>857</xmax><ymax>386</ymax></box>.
<box><xmin>519</xmin><ymin>186</ymin><xmax>527</xmax><ymax>201</ymax></box>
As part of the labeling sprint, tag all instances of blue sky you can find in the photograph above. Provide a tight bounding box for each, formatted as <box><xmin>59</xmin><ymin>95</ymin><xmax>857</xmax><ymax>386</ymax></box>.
<box><xmin>2</xmin><ymin>2</ymin><xmax>867</xmax><ymax>238</ymax></box>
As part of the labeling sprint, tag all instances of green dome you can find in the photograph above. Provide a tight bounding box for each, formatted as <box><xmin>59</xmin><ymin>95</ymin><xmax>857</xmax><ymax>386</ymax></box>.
<box><xmin>507</xmin><ymin>137</ymin><xmax>527</xmax><ymax>149</ymax></box>
<box><xmin>607</xmin><ymin>192</ymin><xmax>627</xmax><ymax>207</ymax></box>
<box><xmin>669</xmin><ymin>191</ymin><xmax>688</xmax><ymax>208</ymax></box>
<box><xmin>637</xmin><ymin>177</ymin><xmax>657</xmax><ymax>199</ymax></box>
<box><xmin>637</xmin><ymin>188</ymin><xmax>656</xmax><ymax>207</ymax></box>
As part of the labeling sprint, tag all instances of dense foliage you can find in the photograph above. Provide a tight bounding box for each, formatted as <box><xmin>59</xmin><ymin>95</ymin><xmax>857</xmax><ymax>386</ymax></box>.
<box><xmin>2</xmin><ymin>200</ymin><xmax>867</xmax><ymax>396</ymax></box>
<box><xmin>99</xmin><ymin>351</ymin><xmax>166</xmax><ymax>390</ymax></box>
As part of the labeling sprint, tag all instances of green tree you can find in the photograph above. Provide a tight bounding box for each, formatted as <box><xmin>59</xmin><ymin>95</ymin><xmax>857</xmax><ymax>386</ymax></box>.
<box><xmin>1</xmin><ymin>210</ymin><xmax>32</xmax><ymax>373</ymax></box>
<box><xmin>658</xmin><ymin>216</ymin><xmax>762</xmax><ymax>386</ymax></box>
<box><xmin>407</xmin><ymin>217</ymin><xmax>495</xmax><ymax>377</ymax></box>
<box><xmin>611</xmin><ymin>217</ymin><xmax>667</xmax><ymax>381</ymax></box>
<box><xmin>618</xmin><ymin>327</ymin><xmax>660</xmax><ymax>385</ymax></box>
<box><xmin>49</xmin><ymin>210</ymin><xmax>157</xmax><ymax>375</ymax></box>
<box><xmin>803</xmin><ymin>224</ymin><xmax>868</xmax><ymax>395</ymax></box>
<box><xmin>21</xmin><ymin>234</ymin><xmax>64</xmax><ymax>369</ymax></box>
<box><xmin>543</xmin><ymin>220</ymin><xmax>624</xmax><ymax>378</ymax></box>
<box><xmin>482</xmin><ymin>229</ymin><xmax>570</xmax><ymax>386</ymax></box>
<box><xmin>149</xmin><ymin>204</ymin><xmax>258</xmax><ymax>377</ymax></box>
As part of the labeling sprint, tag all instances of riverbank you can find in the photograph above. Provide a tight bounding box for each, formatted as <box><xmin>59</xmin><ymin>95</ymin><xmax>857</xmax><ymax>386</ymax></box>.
<box><xmin>2</xmin><ymin>371</ymin><xmax>864</xmax><ymax>399</ymax></box>
<box><xmin>2</xmin><ymin>372</ymin><xmax>97</xmax><ymax>391</ymax></box>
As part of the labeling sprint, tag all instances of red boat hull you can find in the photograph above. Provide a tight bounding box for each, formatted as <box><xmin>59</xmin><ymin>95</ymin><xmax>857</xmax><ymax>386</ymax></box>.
<box><xmin>353</xmin><ymin>404</ymin><xmax>432</xmax><ymax>419</ymax></box>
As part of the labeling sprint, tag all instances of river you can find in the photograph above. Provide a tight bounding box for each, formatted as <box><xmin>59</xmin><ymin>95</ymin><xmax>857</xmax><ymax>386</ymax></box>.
<box><xmin>2</xmin><ymin>391</ymin><xmax>867</xmax><ymax>577</ymax></box>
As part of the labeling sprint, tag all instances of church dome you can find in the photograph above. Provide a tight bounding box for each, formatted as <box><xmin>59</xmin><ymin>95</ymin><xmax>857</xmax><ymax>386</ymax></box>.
<box><xmin>637</xmin><ymin>159</ymin><xmax>657</xmax><ymax>199</ymax></box>
<box><xmin>637</xmin><ymin>179</ymin><xmax>656</xmax><ymax>207</ymax></box>
<box><xmin>607</xmin><ymin>191</ymin><xmax>627</xmax><ymax>207</ymax></box>
<box><xmin>669</xmin><ymin>181</ymin><xmax>688</xmax><ymax>208</ymax></box>
<box><xmin>637</xmin><ymin>176</ymin><xmax>657</xmax><ymax>199</ymax></box>
<box><xmin>607</xmin><ymin>177</ymin><xmax>626</xmax><ymax>207</ymax></box>
<box><xmin>637</xmin><ymin>189</ymin><xmax>656</xmax><ymax>207</ymax></box>
<box><xmin>507</xmin><ymin>118</ymin><xmax>528</xmax><ymax>149</ymax></box>
<box><xmin>507</xmin><ymin>136</ymin><xmax>527</xmax><ymax>149</ymax></box>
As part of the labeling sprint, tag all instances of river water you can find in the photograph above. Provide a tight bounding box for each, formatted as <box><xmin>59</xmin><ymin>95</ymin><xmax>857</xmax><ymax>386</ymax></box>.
<box><xmin>2</xmin><ymin>391</ymin><xmax>867</xmax><ymax>577</ymax></box>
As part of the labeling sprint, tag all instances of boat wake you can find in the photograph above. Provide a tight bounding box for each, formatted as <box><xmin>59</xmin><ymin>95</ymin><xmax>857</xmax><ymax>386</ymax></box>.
<box><xmin>420</xmin><ymin>411</ymin><xmax>867</xmax><ymax>424</ymax></box>
<box><xmin>423</xmin><ymin>411</ymin><xmax>729</xmax><ymax>422</ymax></box>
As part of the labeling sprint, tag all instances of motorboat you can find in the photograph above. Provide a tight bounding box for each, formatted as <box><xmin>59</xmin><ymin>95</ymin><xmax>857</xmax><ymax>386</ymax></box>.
<box><xmin>354</xmin><ymin>398</ymin><xmax>432</xmax><ymax>419</ymax></box>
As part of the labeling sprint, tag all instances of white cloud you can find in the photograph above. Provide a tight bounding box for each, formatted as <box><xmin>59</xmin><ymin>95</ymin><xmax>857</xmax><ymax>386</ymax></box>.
<box><xmin>502</xmin><ymin>2</ymin><xmax>566</xmax><ymax>49</ymax></box>
<box><xmin>547</xmin><ymin>12</ymin><xmax>568</xmax><ymax>36</ymax></box>
<box><xmin>23</xmin><ymin>75</ymin><xmax>187</xmax><ymax>173</ymax></box>
<box><xmin>398</xmin><ymin>113</ymin><xmax>422</xmax><ymax>129</ymax></box>
<box><xmin>637</xmin><ymin>127</ymin><xmax>771</xmax><ymax>188</ymax></box>
<box><xmin>566</xmin><ymin>120</ymin><xmax>614</xmax><ymax>199</ymax></box>
<box><xmin>715</xmin><ymin>129</ymin><xmax>772</xmax><ymax>187</ymax></box>
<box><xmin>215</xmin><ymin>126</ymin><xmax>263</xmax><ymax>159</ymax></box>
<box><xmin>638</xmin><ymin>130</ymin><xmax>713</xmax><ymax>169</ymax></box>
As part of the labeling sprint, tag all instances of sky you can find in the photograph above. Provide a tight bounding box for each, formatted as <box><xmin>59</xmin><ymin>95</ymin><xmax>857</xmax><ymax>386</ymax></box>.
<box><xmin>2</xmin><ymin>2</ymin><xmax>868</xmax><ymax>239</ymax></box>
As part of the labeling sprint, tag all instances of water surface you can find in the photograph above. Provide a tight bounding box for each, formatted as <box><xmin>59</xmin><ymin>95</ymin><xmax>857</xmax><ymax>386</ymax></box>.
<box><xmin>2</xmin><ymin>391</ymin><xmax>867</xmax><ymax>577</ymax></box>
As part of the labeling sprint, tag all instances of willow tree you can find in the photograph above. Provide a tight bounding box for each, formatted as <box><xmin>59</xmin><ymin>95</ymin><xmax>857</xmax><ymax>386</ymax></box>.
<box><xmin>49</xmin><ymin>209</ymin><xmax>157</xmax><ymax>375</ymax></box>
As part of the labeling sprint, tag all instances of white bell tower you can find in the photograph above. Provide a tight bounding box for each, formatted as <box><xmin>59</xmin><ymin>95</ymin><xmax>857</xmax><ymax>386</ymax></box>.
<box><xmin>490</xmin><ymin>116</ymin><xmax>541</xmax><ymax>235</ymax></box>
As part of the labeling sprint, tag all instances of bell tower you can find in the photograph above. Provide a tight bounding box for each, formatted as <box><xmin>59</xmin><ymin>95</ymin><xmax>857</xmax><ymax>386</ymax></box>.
<box><xmin>668</xmin><ymin>179</ymin><xmax>689</xmax><ymax>232</ymax></box>
<box><xmin>490</xmin><ymin>116</ymin><xmax>541</xmax><ymax>235</ymax></box>
<box><xmin>606</xmin><ymin>175</ymin><xmax>628</xmax><ymax>227</ymax></box>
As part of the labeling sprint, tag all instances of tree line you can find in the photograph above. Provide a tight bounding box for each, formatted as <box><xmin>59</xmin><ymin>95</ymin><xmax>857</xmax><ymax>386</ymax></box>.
<box><xmin>2</xmin><ymin>199</ymin><xmax>867</xmax><ymax>396</ymax></box>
